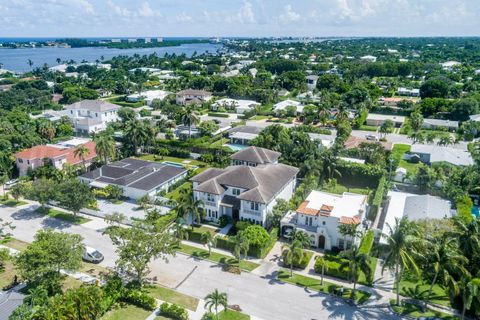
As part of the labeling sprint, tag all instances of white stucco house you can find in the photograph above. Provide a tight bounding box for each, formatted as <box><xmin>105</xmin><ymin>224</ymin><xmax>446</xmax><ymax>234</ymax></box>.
<box><xmin>64</xmin><ymin>100</ymin><xmax>120</xmax><ymax>135</ymax></box>
<box><xmin>211</xmin><ymin>98</ymin><xmax>261</xmax><ymax>114</ymax></box>
<box><xmin>80</xmin><ymin>158</ymin><xmax>188</xmax><ymax>200</ymax></box>
<box><xmin>126</xmin><ymin>90</ymin><xmax>171</xmax><ymax>106</ymax></box>
<box><xmin>281</xmin><ymin>191</ymin><xmax>369</xmax><ymax>250</ymax></box>
<box><xmin>273</xmin><ymin>100</ymin><xmax>304</xmax><ymax>115</ymax></box>
<box><xmin>191</xmin><ymin>147</ymin><xmax>298</xmax><ymax>226</ymax></box>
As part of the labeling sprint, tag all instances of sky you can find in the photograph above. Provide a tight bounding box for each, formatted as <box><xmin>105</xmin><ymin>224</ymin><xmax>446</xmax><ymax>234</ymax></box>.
<box><xmin>0</xmin><ymin>0</ymin><xmax>479</xmax><ymax>38</ymax></box>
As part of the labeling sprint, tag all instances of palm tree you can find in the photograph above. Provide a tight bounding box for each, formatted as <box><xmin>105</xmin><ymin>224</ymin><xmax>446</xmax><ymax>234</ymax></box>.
<box><xmin>233</xmin><ymin>233</ymin><xmax>250</xmax><ymax>270</ymax></box>
<box><xmin>320</xmin><ymin>151</ymin><xmax>341</xmax><ymax>181</ymax></box>
<box><xmin>292</xmin><ymin>230</ymin><xmax>311</xmax><ymax>248</ymax></box>
<box><xmin>424</xmin><ymin>237</ymin><xmax>469</xmax><ymax>310</ymax></box>
<box><xmin>94</xmin><ymin>133</ymin><xmax>116</xmax><ymax>164</ymax></box>
<box><xmin>73</xmin><ymin>145</ymin><xmax>90</xmax><ymax>172</ymax></box>
<box><xmin>123</xmin><ymin>120</ymin><xmax>149</xmax><ymax>155</ymax></box>
<box><xmin>180</xmin><ymin>105</ymin><xmax>200</xmax><ymax>138</ymax></box>
<box><xmin>201</xmin><ymin>231</ymin><xmax>217</xmax><ymax>256</ymax></box>
<box><xmin>458</xmin><ymin>277</ymin><xmax>480</xmax><ymax>320</ymax></box>
<box><xmin>382</xmin><ymin>218</ymin><xmax>422</xmax><ymax>306</ymax></box>
<box><xmin>282</xmin><ymin>240</ymin><xmax>304</xmax><ymax>277</ymax></box>
<box><xmin>339</xmin><ymin>245</ymin><xmax>372</xmax><ymax>299</ymax></box>
<box><xmin>453</xmin><ymin>218</ymin><xmax>480</xmax><ymax>259</ymax></box>
<box><xmin>204</xmin><ymin>289</ymin><xmax>228</xmax><ymax>320</ymax></box>
<box><xmin>314</xmin><ymin>256</ymin><xmax>329</xmax><ymax>285</ymax></box>
<box><xmin>437</xmin><ymin>134</ymin><xmax>454</xmax><ymax>146</ymax></box>
<box><xmin>171</xmin><ymin>222</ymin><xmax>189</xmax><ymax>241</ymax></box>
<box><xmin>37</xmin><ymin>120</ymin><xmax>56</xmax><ymax>140</ymax></box>
<box><xmin>337</xmin><ymin>222</ymin><xmax>361</xmax><ymax>251</ymax></box>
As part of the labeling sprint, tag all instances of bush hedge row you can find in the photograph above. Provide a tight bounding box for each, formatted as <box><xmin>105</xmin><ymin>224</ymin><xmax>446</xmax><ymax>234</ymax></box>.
<box><xmin>358</xmin><ymin>230</ymin><xmax>375</xmax><ymax>255</ymax></box>
<box><xmin>159</xmin><ymin>302</ymin><xmax>189</xmax><ymax>320</ymax></box>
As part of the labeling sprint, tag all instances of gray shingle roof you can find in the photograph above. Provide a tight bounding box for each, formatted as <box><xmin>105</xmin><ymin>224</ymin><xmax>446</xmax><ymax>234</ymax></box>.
<box><xmin>65</xmin><ymin>100</ymin><xmax>120</xmax><ymax>112</ymax></box>
<box><xmin>191</xmin><ymin>163</ymin><xmax>298</xmax><ymax>204</ymax></box>
<box><xmin>0</xmin><ymin>291</ymin><xmax>25</xmax><ymax>320</ymax></box>
<box><xmin>81</xmin><ymin>158</ymin><xmax>187</xmax><ymax>191</ymax></box>
<box><xmin>230</xmin><ymin>146</ymin><xmax>281</xmax><ymax>165</ymax></box>
<box><xmin>410</xmin><ymin>144</ymin><xmax>474</xmax><ymax>166</ymax></box>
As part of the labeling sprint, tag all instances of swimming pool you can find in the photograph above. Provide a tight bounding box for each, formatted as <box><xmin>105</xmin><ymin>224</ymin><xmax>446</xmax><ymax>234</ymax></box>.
<box><xmin>224</xmin><ymin>143</ymin><xmax>248</xmax><ymax>151</ymax></box>
<box><xmin>162</xmin><ymin>161</ymin><xmax>185</xmax><ymax>168</ymax></box>
<box><xmin>472</xmin><ymin>206</ymin><xmax>479</xmax><ymax>218</ymax></box>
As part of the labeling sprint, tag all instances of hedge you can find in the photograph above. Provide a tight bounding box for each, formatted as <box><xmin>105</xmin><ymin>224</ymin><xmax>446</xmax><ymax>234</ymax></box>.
<box><xmin>208</xmin><ymin>112</ymin><xmax>230</xmax><ymax>118</ymax></box>
<box><xmin>358</xmin><ymin>230</ymin><xmax>375</xmax><ymax>255</ymax></box>
<box><xmin>160</xmin><ymin>302</ymin><xmax>189</xmax><ymax>320</ymax></box>
<box><xmin>370</xmin><ymin>175</ymin><xmax>386</xmax><ymax>216</ymax></box>
<box><xmin>283</xmin><ymin>250</ymin><xmax>313</xmax><ymax>269</ymax></box>
<box><xmin>122</xmin><ymin>289</ymin><xmax>156</xmax><ymax>310</ymax></box>
<box><xmin>314</xmin><ymin>252</ymin><xmax>349</xmax><ymax>281</ymax></box>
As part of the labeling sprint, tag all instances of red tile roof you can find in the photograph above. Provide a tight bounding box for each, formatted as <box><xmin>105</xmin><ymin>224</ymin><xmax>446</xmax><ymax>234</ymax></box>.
<box><xmin>15</xmin><ymin>141</ymin><xmax>96</xmax><ymax>165</ymax></box>
<box><xmin>296</xmin><ymin>201</ymin><xmax>320</xmax><ymax>216</ymax></box>
<box><xmin>344</xmin><ymin>136</ymin><xmax>393</xmax><ymax>151</ymax></box>
<box><xmin>339</xmin><ymin>216</ymin><xmax>360</xmax><ymax>225</ymax></box>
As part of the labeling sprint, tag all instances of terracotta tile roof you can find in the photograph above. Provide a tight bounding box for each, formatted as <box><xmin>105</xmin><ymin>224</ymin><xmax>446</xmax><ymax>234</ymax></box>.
<box><xmin>344</xmin><ymin>136</ymin><xmax>393</xmax><ymax>151</ymax></box>
<box><xmin>320</xmin><ymin>204</ymin><xmax>334</xmax><ymax>212</ymax></box>
<box><xmin>297</xmin><ymin>201</ymin><xmax>320</xmax><ymax>216</ymax></box>
<box><xmin>339</xmin><ymin>216</ymin><xmax>360</xmax><ymax>225</ymax></box>
<box><xmin>15</xmin><ymin>141</ymin><xmax>96</xmax><ymax>165</ymax></box>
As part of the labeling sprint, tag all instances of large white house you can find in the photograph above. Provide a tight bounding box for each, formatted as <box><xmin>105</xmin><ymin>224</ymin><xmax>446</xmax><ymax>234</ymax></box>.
<box><xmin>191</xmin><ymin>147</ymin><xmax>298</xmax><ymax>226</ymax></box>
<box><xmin>64</xmin><ymin>100</ymin><xmax>120</xmax><ymax>135</ymax></box>
<box><xmin>273</xmin><ymin>99</ymin><xmax>304</xmax><ymax>115</ymax></box>
<box><xmin>211</xmin><ymin>98</ymin><xmax>260</xmax><ymax>114</ymax></box>
<box><xmin>281</xmin><ymin>191</ymin><xmax>369</xmax><ymax>250</ymax></box>
<box><xmin>176</xmin><ymin>89</ymin><xmax>212</xmax><ymax>106</ymax></box>
<box><xmin>126</xmin><ymin>90</ymin><xmax>171</xmax><ymax>106</ymax></box>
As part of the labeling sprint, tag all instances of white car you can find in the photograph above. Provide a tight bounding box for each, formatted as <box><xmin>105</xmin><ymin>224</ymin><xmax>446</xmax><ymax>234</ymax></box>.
<box><xmin>82</xmin><ymin>246</ymin><xmax>104</xmax><ymax>264</ymax></box>
<box><xmin>365</xmin><ymin>134</ymin><xmax>379</xmax><ymax>141</ymax></box>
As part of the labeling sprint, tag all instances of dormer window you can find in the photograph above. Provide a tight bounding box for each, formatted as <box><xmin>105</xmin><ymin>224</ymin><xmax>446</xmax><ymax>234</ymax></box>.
<box><xmin>232</xmin><ymin>188</ymin><xmax>241</xmax><ymax>196</ymax></box>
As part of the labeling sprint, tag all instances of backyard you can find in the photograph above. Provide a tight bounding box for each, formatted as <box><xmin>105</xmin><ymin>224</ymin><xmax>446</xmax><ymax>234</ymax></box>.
<box><xmin>391</xmin><ymin>144</ymin><xmax>421</xmax><ymax>174</ymax></box>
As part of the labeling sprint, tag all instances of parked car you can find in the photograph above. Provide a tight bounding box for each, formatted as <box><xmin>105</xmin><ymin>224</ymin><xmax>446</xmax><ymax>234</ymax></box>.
<box><xmin>82</xmin><ymin>246</ymin><xmax>104</xmax><ymax>264</ymax></box>
<box><xmin>365</xmin><ymin>134</ymin><xmax>379</xmax><ymax>141</ymax></box>
<box><xmin>4</xmin><ymin>179</ymin><xmax>19</xmax><ymax>190</ymax></box>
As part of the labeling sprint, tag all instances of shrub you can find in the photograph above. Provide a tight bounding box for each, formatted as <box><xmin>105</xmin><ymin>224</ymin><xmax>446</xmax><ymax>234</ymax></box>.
<box><xmin>122</xmin><ymin>289</ymin><xmax>156</xmax><ymax>310</ymax></box>
<box><xmin>241</xmin><ymin>225</ymin><xmax>270</xmax><ymax>248</ymax></box>
<box><xmin>314</xmin><ymin>252</ymin><xmax>349</xmax><ymax>281</ymax></box>
<box><xmin>234</xmin><ymin>220</ymin><xmax>252</xmax><ymax>232</ymax></box>
<box><xmin>282</xmin><ymin>250</ymin><xmax>311</xmax><ymax>269</ymax></box>
<box><xmin>370</xmin><ymin>175</ymin><xmax>386</xmax><ymax>219</ymax></box>
<box><xmin>201</xmin><ymin>312</ymin><xmax>216</xmax><ymax>320</ymax></box>
<box><xmin>160</xmin><ymin>302</ymin><xmax>189</xmax><ymax>320</ymax></box>
<box><xmin>208</xmin><ymin>112</ymin><xmax>230</xmax><ymax>118</ymax></box>
<box><xmin>218</xmin><ymin>215</ymin><xmax>231</xmax><ymax>228</ymax></box>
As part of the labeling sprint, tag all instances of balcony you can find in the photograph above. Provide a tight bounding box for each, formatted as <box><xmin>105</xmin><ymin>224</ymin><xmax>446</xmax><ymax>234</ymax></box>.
<box><xmin>242</xmin><ymin>209</ymin><xmax>262</xmax><ymax>216</ymax></box>
<box><xmin>204</xmin><ymin>200</ymin><xmax>217</xmax><ymax>207</ymax></box>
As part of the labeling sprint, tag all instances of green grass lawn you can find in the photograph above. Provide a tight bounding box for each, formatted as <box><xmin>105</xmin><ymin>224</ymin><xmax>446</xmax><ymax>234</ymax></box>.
<box><xmin>359</xmin><ymin>125</ymin><xmax>378</xmax><ymax>132</ymax></box>
<box><xmin>389</xmin><ymin>300</ymin><xmax>459</xmax><ymax>319</ymax></box>
<box><xmin>0</xmin><ymin>198</ymin><xmax>28</xmax><ymax>207</ymax></box>
<box><xmin>176</xmin><ymin>243</ymin><xmax>260</xmax><ymax>272</ymax></box>
<box><xmin>391</xmin><ymin>144</ymin><xmax>421</xmax><ymax>174</ymax></box>
<box><xmin>399</xmin><ymin>278</ymin><xmax>452</xmax><ymax>307</ymax></box>
<box><xmin>218</xmin><ymin>309</ymin><xmax>251</xmax><ymax>320</ymax></box>
<box><xmin>102</xmin><ymin>304</ymin><xmax>152</xmax><ymax>320</ymax></box>
<box><xmin>210</xmin><ymin>138</ymin><xmax>229</xmax><ymax>148</ymax></box>
<box><xmin>36</xmin><ymin>207</ymin><xmax>91</xmax><ymax>224</ymax></box>
<box><xmin>321</xmin><ymin>183</ymin><xmax>371</xmax><ymax>196</ymax></box>
<box><xmin>1</xmin><ymin>238</ymin><xmax>29</xmax><ymax>251</ymax></box>
<box><xmin>250</xmin><ymin>115</ymin><xmax>270</xmax><ymax>120</ymax></box>
<box><xmin>164</xmin><ymin>182</ymin><xmax>192</xmax><ymax>202</ymax></box>
<box><xmin>277</xmin><ymin>270</ymin><xmax>371</xmax><ymax>304</ymax></box>
<box><xmin>145</xmin><ymin>285</ymin><xmax>199</xmax><ymax>311</ymax></box>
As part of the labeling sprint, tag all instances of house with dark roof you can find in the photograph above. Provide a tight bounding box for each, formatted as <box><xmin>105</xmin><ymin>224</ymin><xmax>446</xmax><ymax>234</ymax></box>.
<box><xmin>80</xmin><ymin>158</ymin><xmax>188</xmax><ymax>200</ymax></box>
<box><xmin>0</xmin><ymin>291</ymin><xmax>25</xmax><ymax>320</ymax></box>
<box><xmin>280</xmin><ymin>191</ymin><xmax>369</xmax><ymax>250</ymax></box>
<box><xmin>176</xmin><ymin>89</ymin><xmax>212</xmax><ymax>106</ymax></box>
<box><xmin>190</xmin><ymin>148</ymin><xmax>298</xmax><ymax>226</ymax></box>
<box><xmin>227</xmin><ymin>126</ymin><xmax>262</xmax><ymax>146</ymax></box>
<box><xmin>230</xmin><ymin>146</ymin><xmax>281</xmax><ymax>167</ymax></box>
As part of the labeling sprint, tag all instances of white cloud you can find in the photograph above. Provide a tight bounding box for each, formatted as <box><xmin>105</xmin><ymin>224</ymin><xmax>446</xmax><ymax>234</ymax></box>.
<box><xmin>279</xmin><ymin>4</ymin><xmax>300</xmax><ymax>23</ymax></box>
<box><xmin>238</xmin><ymin>1</ymin><xmax>255</xmax><ymax>23</ymax></box>
<box><xmin>75</xmin><ymin>0</ymin><xmax>94</xmax><ymax>14</ymax></box>
<box><xmin>176</xmin><ymin>12</ymin><xmax>193</xmax><ymax>23</ymax></box>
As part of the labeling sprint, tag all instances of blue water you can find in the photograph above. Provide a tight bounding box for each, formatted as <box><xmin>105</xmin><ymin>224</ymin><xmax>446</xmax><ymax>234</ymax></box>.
<box><xmin>0</xmin><ymin>42</ymin><xmax>222</xmax><ymax>72</ymax></box>
<box><xmin>162</xmin><ymin>161</ymin><xmax>186</xmax><ymax>168</ymax></box>
<box><xmin>472</xmin><ymin>206</ymin><xmax>479</xmax><ymax>218</ymax></box>
<box><xmin>225</xmin><ymin>144</ymin><xmax>248</xmax><ymax>151</ymax></box>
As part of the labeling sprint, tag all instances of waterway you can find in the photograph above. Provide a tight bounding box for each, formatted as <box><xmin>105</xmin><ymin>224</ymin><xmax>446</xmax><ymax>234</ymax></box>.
<box><xmin>0</xmin><ymin>42</ymin><xmax>222</xmax><ymax>72</ymax></box>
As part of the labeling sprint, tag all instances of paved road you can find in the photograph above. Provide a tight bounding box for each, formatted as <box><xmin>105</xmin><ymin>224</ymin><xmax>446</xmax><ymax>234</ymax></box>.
<box><xmin>1</xmin><ymin>203</ymin><xmax>399</xmax><ymax>320</ymax></box>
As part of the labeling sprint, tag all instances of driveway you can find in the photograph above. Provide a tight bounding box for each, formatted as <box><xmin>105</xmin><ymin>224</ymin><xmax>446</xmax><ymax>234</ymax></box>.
<box><xmin>2</xmin><ymin>202</ymin><xmax>399</xmax><ymax>320</ymax></box>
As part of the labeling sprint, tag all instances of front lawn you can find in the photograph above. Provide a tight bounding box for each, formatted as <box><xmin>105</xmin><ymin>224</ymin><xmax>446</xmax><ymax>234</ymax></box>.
<box><xmin>36</xmin><ymin>207</ymin><xmax>91</xmax><ymax>225</ymax></box>
<box><xmin>218</xmin><ymin>309</ymin><xmax>250</xmax><ymax>320</ymax></box>
<box><xmin>1</xmin><ymin>238</ymin><xmax>29</xmax><ymax>251</ymax></box>
<box><xmin>176</xmin><ymin>243</ymin><xmax>259</xmax><ymax>272</ymax></box>
<box><xmin>358</xmin><ymin>125</ymin><xmax>378</xmax><ymax>132</ymax></box>
<box><xmin>277</xmin><ymin>270</ymin><xmax>371</xmax><ymax>304</ymax></box>
<box><xmin>102</xmin><ymin>304</ymin><xmax>152</xmax><ymax>320</ymax></box>
<box><xmin>0</xmin><ymin>198</ymin><xmax>28</xmax><ymax>207</ymax></box>
<box><xmin>145</xmin><ymin>285</ymin><xmax>199</xmax><ymax>311</ymax></box>
<box><xmin>0</xmin><ymin>261</ymin><xmax>16</xmax><ymax>289</ymax></box>
<box><xmin>389</xmin><ymin>300</ymin><xmax>459</xmax><ymax>319</ymax></box>
<box><xmin>399</xmin><ymin>278</ymin><xmax>452</xmax><ymax>308</ymax></box>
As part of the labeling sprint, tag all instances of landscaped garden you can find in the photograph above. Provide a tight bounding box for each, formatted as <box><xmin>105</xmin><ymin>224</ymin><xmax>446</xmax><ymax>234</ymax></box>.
<box><xmin>145</xmin><ymin>285</ymin><xmax>199</xmax><ymax>311</ymax></box>
<box><xmin>389</xmin><ymin>299</ymin><xmax>459</xmax><ymax>319</ymax></box>
<box><xmin>102</xmin><ymin>304</ymin><xmax>152</xmax><ymax>320</ymax></box>
<box><xmin>277</xmin><ymin>270</ymin><xmax>371</xmax><ymax>304</ymax></box>
<box><xmin>0</xmin><ymin>197</ymin><xmax>28</xmax><ymax>207</ymax></box>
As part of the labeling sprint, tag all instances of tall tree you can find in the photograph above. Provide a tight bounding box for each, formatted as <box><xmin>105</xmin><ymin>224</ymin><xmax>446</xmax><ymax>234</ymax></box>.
<box><xmin>339</xmin><ymin>245</ymin><xmax>372</xmax><ymax>299</ymax></box>
<box><xmin>204</xmin><ymin>289</ymin><xmax>228</xmax><ymax>320</ymax></box>
<box><xmin>105</xmin><ymin>221</ymin><xmax>177</xmax><ymax>287</ymax></box>
<box><xmin>201</xmin><ymin>231</ymin><xmax>217</xmax><ymax>256</ymax></box>
<box><xmin>282</xmin><ymin>240</ymin><xmax>304</xmax><ymax>277</ymax></box>
<box><xmin>73</xmin><ymin>144</ymin><xmax>90</xmax><ymax>172</ymax></box>
<box><xmin>337</xmin><ymin>222</ymin><xmax>361</xmax><ymax>251</ymax></box>
<box><xmin>94</xmin><ymin>133</ymin><xmax>116</xmax><ymax>164</ymax></box>
<box><xmin>382</xmin><ymin>218</ymin><xmax>422</xmax><ymax>306</ymax></box>
<box><xmin>180</xmin><ymin>105</ymin><xmax>200</xmax><ymax>138</ymax></box>
<box><xmin>56</xmin><ymin>179</ymin><xmax>94</xmax><ymax>217</ymax></box>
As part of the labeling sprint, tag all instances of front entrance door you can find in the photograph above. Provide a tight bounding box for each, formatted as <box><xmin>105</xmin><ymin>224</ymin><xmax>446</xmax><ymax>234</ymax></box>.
<box><xmin>318</xmin><ymin>235</ymin><xmax>326</xmax><ymax>249</ymax></box>
<box><xmin>233</xmin><ymin>209</ymin><xmax>239</xmax><ymax>221</ymax></box>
